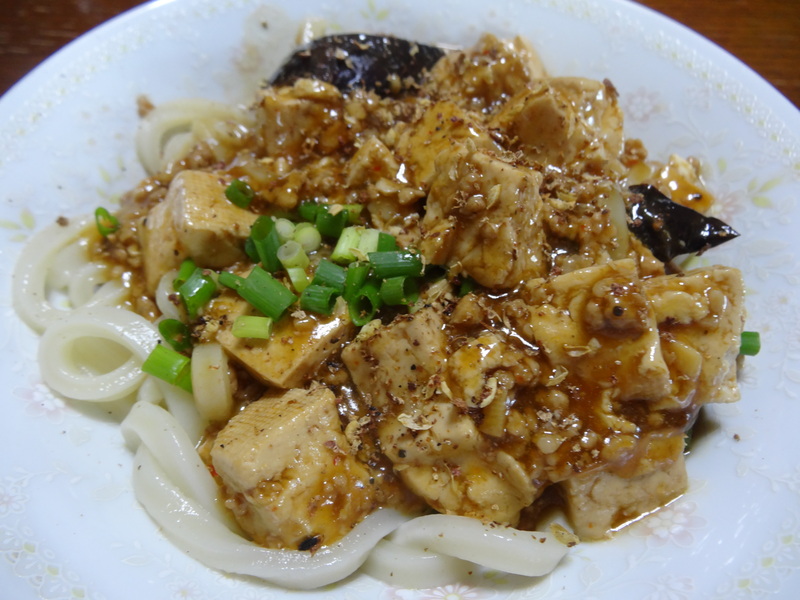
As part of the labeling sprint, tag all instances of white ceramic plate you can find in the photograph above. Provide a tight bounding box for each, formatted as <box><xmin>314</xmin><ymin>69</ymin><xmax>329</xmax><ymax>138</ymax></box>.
<box><xmin>2</xmin><ymin>0</ymin><xmax>799</xmax><ymax>598</ymax></box>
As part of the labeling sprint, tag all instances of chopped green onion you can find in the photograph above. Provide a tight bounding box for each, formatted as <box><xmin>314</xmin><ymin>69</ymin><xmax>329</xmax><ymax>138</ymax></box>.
<box><xmin>293</xmin><ymin>222</ymin><xmax>322</xmax><ymax>253</ymax></box>
<box><xmin>331</xmin><ymin>226</ymin><xmax>363</xmax><ymax>263</ymax></box>
<box><xmin>225</xmin><ymin>179</ymin><xmax>255</xmax><ymax>209</ymax></box>
<box><xmin>458</xmin><ymin>276</ymin><xmax>477</xmax><ymax>297</ymax></box>
<box><xmin>343</xmin><ymin>262</ymin><xmax>371</xmax><ymax>301</ymax></box>
<box><xmin>298</xmin><ymin>200</ymin><xmax>321</xmax><ymax>222</ymax></box>
<box><xmin>173</xmin><ymin>259</ymin><xmax>197</xmax><ymax>290</ymax></box>
<box><xmin>312</xmin><ymin>259</ymin><xmax>347</xmax><ymax>293</ymax></box>
<box><xmin>277</xmin><ymin>240</ymin><xmax>310</xmax><ymax>270</ymax></box>
<box><xmin>299</xmin><ymin>284</ymin><xmax>339</xmax><ymax>315</ymax></box>
<box><xmin>178</xmin><ymin>268</ymin><xmax>218</xmax><ymax>318</ymax></box>
<box><xmin>357</xmin><ymin>228</ymin><xmax>381</xmax><ymax>255</ymax></box>
<box><xmin>340</xmin><ymin>204</ymin><xmax>364</xmax><ymax>224</ymax></box>
<box><xmin>740</xmin><ymin>331</ymin><xmax>761</xmax><ymax>356</ymax></box>
<box><xmin>377</xmin><ymin>231</ymin><xmax>397</xmax><ymax>252</ymax></box>
<box><xmin>158</xmin><ymin>319</ymin><xmax>192</xmax><ymax>353</ymax></box>
<box><xmin>274</xmin><ymin>218</ymin><xmax>296</xmax><ymax>243</ymax></box>
<box><xmin>380</xmin><ymin>276</ymin><xmax>420</xmax><ymax>306</ymax></box>
<box><xmin>218</xmin><ymin>270</ymin><xmax>245</xmax><ymax>290</ymax></box>
<box><xmin>316</xmin><ymin>206</ymin><xmax>349</xmax><ymax>238</ymax></box>
<box><xmin>142</xmin><ymin>344</ymin><xmax>193</xmax><ymax>393</ymax></box>
<box><xmin>286</xmin><ymin>267</ymin><xmax>311</xmax><ymax>293</ymax></box>
<box><xmin>94</xmin><ymin>207</ymin><xmax>120</xmax><ymax>237</ymax></box>
<box><xmin>249</xmin><ymin>216</ymin><xmax>282</xmax><ymax>273</ymax></box>
<box><xmin>232</xmin><ymin>315</ymin><xmax>273</xmax><ymax>339</ymax></box>
<box><xmin>238</xmin><ymin>266</ymin><xmax>297</xmax><ymax>321</ymax></box>
<box><xmin>368</xmin><ymin>251</ymin><xmax>424</xmax><ymax>279</ymax></box>
<box><xmin>348</xmin><ymin>281</ymin><xmax>382</xmax><ymax>326</ymax></box>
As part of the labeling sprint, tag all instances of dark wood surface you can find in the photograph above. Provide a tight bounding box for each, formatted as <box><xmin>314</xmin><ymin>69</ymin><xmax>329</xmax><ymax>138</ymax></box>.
<box><xmin>1</xmin><ymin>0</ymin><xmax>798</xmax><ymax>108</ymax></box>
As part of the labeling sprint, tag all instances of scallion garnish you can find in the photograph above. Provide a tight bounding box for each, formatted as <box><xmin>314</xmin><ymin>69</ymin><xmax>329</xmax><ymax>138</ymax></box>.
<box><xmin>293</xmin><ymin>222</ymin><xmax>322</xmax><ymax>253</ymax></box>
<box><xmin>380</xmin><ymin>276</ymin><xmax>420</xmax><ymax>306</ymax></box>
<box><xmin>237</xmin><ymin>266</ymin><xmax>297</xmax><ymax>321</ymax></box>
<box><xmin>249</xmin><ymin>216</ymin><xmax>282</xmax><ymax>273</ymax></box>
<box><xmin>158</xmin><ymin>319</ymin><xmax>192</xmax><ymax>353</ymax></box>
<box><xmin>740</xmin><ymin>331</ymin><xmax>761</xmax><ymax>356</ymax></box>
<box><xmin>286</xmin><ymin>267</ymin><xmax>311</xmax><ymax>293</ymax></box>
<box><xmin>225</xmin><ymin>179</ymin><xmax>255</xmax><ymax>209</ymax></box>
<box><xmin>218</xmin><ymin>270</ymin><xmax>245</xmax><ymax>290</ymax></box>
<box><xmin>231</xmin><ymin>315</ymin><xmax>274</xmax><ymax>339</ymax></box>
<box><xmin>377</xmin><ymin>232</ymin><xmax>397</xmax><ymax>252</ymax></box>
<box><xmin>343</xmin><ymin>262</ymin><xmax>371</xmax><ymax>301</ymax></box>
<box><xmin>312</xmin><ymin>259</ymin><xmax>347</xmax><ymax>293</ymax></box>
<box><xmin>274</xmin><ymin>218</ymin><xmax>296</xmax><ymax>243</ymax></box>
<box><xmin>178</xmin><ymin>268</ymin><xmax>218</xmax><ymax>318</ymax></box>
<box><xmin>458</xmin><ymin>275</ymin><xmax>477</xmax><ymax>297</ymax></box>
<box><xmin>94</xmin><ymin>207</ymin><xmax>120</xmax><ymax>237</ymax></box>
<box><xmin>142</xmin><ymin>343</ymin><xmax>193</xmax><ymax>393</ymax></box>
<box><xmin>173</xmin><ymin>258</ymin><xmax>198</xmax><ymax>290</ymax></box>
<box><xmin>357</xmin><ymin>228</ymin><xmax>381</xmax><ymax>255</ymax></box>
<box><xmin>299</xmin><ymin>284</ymin><xmax>339</xmax><ymax>316</ymax></box>
<box><xmin>348</xmin><ymin>281</ymin><xmax>382</xmax><ymax>326</ymax></box>
<box><xmin>331</xmin><ymin>226</ymin><xmax>363</xmax><ymax>263</ymax></box>
<box><xmin>368</xmin><ymin>250</ymin><xmax>424</xmax><ymax>279</ymax></box>
<box><xmin>277</xmin><ymin>240</ymin><xmax>310</xmax><ymax>270</ymax></box>
<box><xmin>316</xmin><ymin>206</ymin><xmax>349</xmax><ymax>238</ymax></box>
<box><xmin>298</xmin><ymin>200</ymin><xmax>321</xmax><ymax>222</ymax></box>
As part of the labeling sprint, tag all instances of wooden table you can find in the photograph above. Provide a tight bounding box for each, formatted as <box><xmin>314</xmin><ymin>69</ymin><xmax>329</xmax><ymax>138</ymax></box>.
<box><xmin>1</xmin><ymin>0</ymin><xmax>798</xmax><ymax>108</ymax></box>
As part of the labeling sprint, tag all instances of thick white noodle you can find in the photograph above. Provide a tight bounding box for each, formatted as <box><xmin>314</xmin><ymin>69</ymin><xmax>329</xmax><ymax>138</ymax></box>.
<box><xmin>190</xmin><ymin>342</ymin><xmax>234</xmax><ymax>422</ymax></box>
<box><xmin>361</xmin><ymin>538</ymin><xmax>477</xmax><ymax>589</ymax></box>
<box><xmin>136</xmin><ymin>99</ymin><xmax>251</xmax><ymax>175</ymax></box>
<box><xmin>12</xmin><ymin>216</ymin><xmax>128</xmax><ymax>333</ymax></box>
<box><xmin>155</xmin><ymin>269</ymin><xmax>184</xmax><ymax>321</ymax></box>
<box><xmin>384</xmin><ymin>514</ymin><xmax>569</xmax><ymax>578</ymax></box>
<box><xmin>38</xmin><ymin>307</ymin><xmax>159</xmax><ymax>402</ymax></box>
<box><xmin>122</xmin><ymin>401</ymin><xmax>223</xmax><ymax>520</ymax></box>
<box><xmin>132</xmin><ymin>444</ymin><xmax>409</xmax><ymax>590</ymax></box>
<box><xmin>153</xmin><ymin>378</ymin><xmax>206</xmax><ymax>443</ymax></box>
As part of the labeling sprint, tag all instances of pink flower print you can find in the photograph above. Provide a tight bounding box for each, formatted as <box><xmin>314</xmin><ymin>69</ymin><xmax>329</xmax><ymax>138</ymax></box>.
<box><xmin>13</xmin><ymin>377</ymin><xmax>69</xmax><ymax>423</ymax></box>
<box><xmin>623</xmin><ymin>87</ymin><xmax>663</xmax><ymax>123</ymax></box>
<box><xmin>633</xmin><ymin>500</ymin><xmax>707</xmax><ymax>548</ymax></box>
<box><xmin>0</xmin><ymin>482</ymin><xmax>27</xmax><ymax>516</ymax></box>
<box><xmin>710</xmin><ymin>185</ymin><xmax>747</xmax><ymax>223</ymax></box>
<box><xmin>644</xmin><ymin>574</ymin><xmax>695</xmax><ymax>600</ymax></box>
<box><xmin>383</xmin><ymin>583</ymin><xmax>493</xmax><ymax>600</ymax></box>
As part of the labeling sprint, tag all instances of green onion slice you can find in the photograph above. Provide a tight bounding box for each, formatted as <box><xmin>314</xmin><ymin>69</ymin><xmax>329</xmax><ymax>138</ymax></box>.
<box><xmin>348</xmin><ymin>281</ymin><xmax>382</xmax><ymax>326</ymax></box>
<box><xmin>218</xmin><ymin>270</ymin><xmax>245</xmax><ymax>290</ymax></box>
<box><xmin>292</xmin><ymin>222</ymin><xmax>322</xmax><ymax>253</ymax></box>
<box><xmin>238</xmin><ymin>266</ymin><xmax>297</xmax><ymax>321</ymax></box>
<box><xmin>343</xmin><ymin>262</ymin><xmax>371</xmax><ymax>302</ymax></box>
<box><xmin>94</xmin><ymin>207</ymin><xmax>120</xmax><ymax>237</ymax></box>
<box><xmin>286</xmin><ymin>267</ymin><xmax>311</xmax><ymax>293</ymax></box>
<box><xmin>331</xmin><ymin>226</ymin><xmax>363</xmax><ymax>263</ymax></box>
<box><xmin>142</xmin><ymin>344</ymin><xmax>193</xmax><ymax>393</ymax></box>
<box><xmin>312</xmin><ymin>259</ymin><xmax>347</xmax><ymax>293</ymax></box>
<box><xmin>316</xmin><ymin>206</ymin><xmax>349</xmax><ymax>238</ymax></box>
<box><xmin>277</xmin><ymin>240</ymin><xmax>310</xmax><ymax>270</ymax></box>
<box><xmin>232</xmin><ymin>315</ymin><xmax>274</xmax><ymax>339</ymax></box>
<box><xmin>299</xmin><ymin>284</ymin><xmax>339</xmax><ymax>316</ymax></box>
<box><xmin>173</xmin><ymin>258</ymin><xmax>198</xmax><ymax>290</ymax></box>
<box><xmin>380</xmin><ymin>276</ymin><xmax>420</xmax><ymax>306</ymax></box>
<box><xmin>740</xmin><ymin>331</ymin><xmax>761</xmax><ymax>356</ymax></box>
<box><xmin>377</xmin><ymin>231</ymin><xmax>397</xmax><ymax>252</ymax></box>
<box><xmin>249</xmin><ymin>216</ymin><xmax>282</xmax><ymax>273</ymax></box>
<box><xmin>178</xmin><ymin>268</ymin><xmax>218</xmax><ymax>318</ymax></box>
<box><xmin>158</xmin><ymin>319</ymin><xmax>192</xmax><ymax>353</ymax></box>
<box><xmin>298</xmin><ymin>200</ymin><xmax>321</xmax><ymax>222</ymax></box>
<box><xmin>368</xmin><ymin>251</ymin><xmax>424</xmax><ymax>279</ymax></box>
<box><xmin>225</xmin><ymin>179</ymin><xmax>255</xmax><ymax>209</ymax></box>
